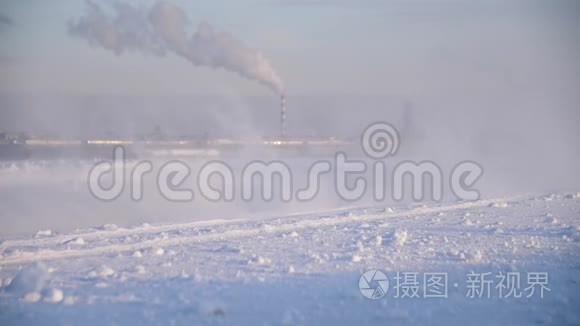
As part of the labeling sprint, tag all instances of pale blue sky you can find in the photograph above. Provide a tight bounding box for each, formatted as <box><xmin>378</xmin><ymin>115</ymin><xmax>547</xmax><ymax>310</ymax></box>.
<box><xmin>0</xmin><ymin>0</ymin><xmax>579</xmax><ymax>97</ymax></box>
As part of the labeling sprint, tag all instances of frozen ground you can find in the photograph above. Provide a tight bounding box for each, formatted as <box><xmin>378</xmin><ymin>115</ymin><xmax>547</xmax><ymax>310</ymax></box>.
<box><xmin>0</xmin><ymin>192</ymin><xmax>579</xmax><ymax>325</ymax></box>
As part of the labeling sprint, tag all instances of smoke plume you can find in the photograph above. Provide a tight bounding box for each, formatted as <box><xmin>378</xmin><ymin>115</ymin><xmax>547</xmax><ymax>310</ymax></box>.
<box><xmin>69</xmin><ymin>1</ymin><xmax>284</xmax><ymax>94</ymax></box>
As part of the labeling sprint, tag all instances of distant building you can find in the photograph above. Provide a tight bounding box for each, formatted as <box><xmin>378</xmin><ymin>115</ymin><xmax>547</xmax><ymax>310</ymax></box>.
<box><xmin>0</xmin><ymin>132</ymin><xmax>28</xmax><ymax>144</ymax></box>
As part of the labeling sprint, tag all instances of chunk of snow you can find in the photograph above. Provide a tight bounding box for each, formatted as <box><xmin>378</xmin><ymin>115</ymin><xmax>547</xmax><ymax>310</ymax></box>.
<box><xmin>101</xmin><ymin>224</ymin><xmax>119</xmax><ymax>231</ymax></box>
<box><xmin>23</xmin><ymin>292</ymin><xmax>42</xmax><ymax>303</ymax></box>
<box><xmin>546</xmin><ymin>216</ymin><xmax>558</xmax><ymax>224</ymax></box>
<box><xmin>492</xmin><ymin>228</ymin><xmax>504</xmax><ymax>234</ymax></box>
<box><xmin>491</xmin><ymin>202</ymin><xmax>508</xmax><ymax>208</ymax></box>
<box><xmin>468</xmin><ymin>250</ymin><xmax>483</xmax><ymax>263</ymax></box>
<box><xmin>394</xmin><ymin>230</ymin><xmax>408</xmax><ymax>246</ymax></box>
<box><xmin>34</xmin><ymin>229</ymin><xmax>52</xmax><ymax>238</ymax></box>
<box><xmin>351</xmin><ymin>255</ymin><xmax>362</xmax><ymax>262</ymax></box>
<box><xmin>248</xmin><ymin>255</ymin><xmax>271</xmax><ymax>265</ymax></box>
<box><xmin>65</xmin><ymin>237</ymin><xmax>85</xmax><ymax>245</ymax></box>
<box><xmin>43</xmin><ymin>288</ymin><xmax>64</xmax><ymax>303</ymax></box>
<box><xmin>288</xmin><ymin>231</ymin><xmax>299</xmax><ymax>238</ymax></box>
<box><xmin>88</xmin><ymin>265</ymin><xmax>115</xmax><ymax>278</ymax></box>
<box><xmin>375</xmin><ymin>235</ymin><xmax>383</xmax><ymax>247</ymax></box>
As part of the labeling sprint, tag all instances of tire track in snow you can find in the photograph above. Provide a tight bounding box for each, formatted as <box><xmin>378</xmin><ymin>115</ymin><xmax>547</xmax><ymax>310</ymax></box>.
<box><xmin>0</xmin><ymin>196</ymin><xmax>521</xmax><ymax>266</ymax></box>
<box><xmin>0</xmin><ymin>204</ymin><xmax>372</xmax><ymax>251</ymax></box>
<box><xmin>0</xmin><ymin>218</ymin><xmax>247</xmax><ymax>252</ymax></box>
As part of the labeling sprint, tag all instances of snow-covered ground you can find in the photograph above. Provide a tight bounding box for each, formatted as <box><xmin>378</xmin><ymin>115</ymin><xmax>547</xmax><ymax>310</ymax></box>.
<box><xmin>1</xmin><ymin>192</ymin><xmax>578</xmax><ymax>325</ymax></box>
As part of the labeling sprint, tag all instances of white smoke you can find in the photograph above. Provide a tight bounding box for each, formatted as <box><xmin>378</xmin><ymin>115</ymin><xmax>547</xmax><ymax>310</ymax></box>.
<box><xmin>69</xmin><ymin>1</ymin><xmax>284</xmax><ymax>94</ymax></box>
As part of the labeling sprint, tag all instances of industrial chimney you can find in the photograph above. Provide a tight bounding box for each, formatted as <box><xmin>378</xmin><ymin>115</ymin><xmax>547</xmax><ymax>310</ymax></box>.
<box><xmin>280</xmin><ymin>94</ymin><xmax>287</xmax><ymax>139</ymax></box>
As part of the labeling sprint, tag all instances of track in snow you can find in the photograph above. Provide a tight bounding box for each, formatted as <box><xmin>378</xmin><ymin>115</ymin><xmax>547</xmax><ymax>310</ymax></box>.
<box><xmin>0</xmin><ymin>196</ymin><xmax>526</xmax><ymax>266</ymax></box>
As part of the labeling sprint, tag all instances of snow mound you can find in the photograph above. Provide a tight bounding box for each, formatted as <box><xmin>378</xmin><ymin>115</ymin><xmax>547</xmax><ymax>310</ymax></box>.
<box><xmin>5</xmin><ymin>263</ymin><xmax>49</xmax><ymax>297</ymax></box>
<box><xmin>34</xmin><ymin>229</ymin><xmax>53</xmax><ymax>238</ymax></box>
<box><xmin>490</xmin><ymin>202</ymin><xmax>509</xmax><ymax>208</ymax></box>
<box><xmin>42</xmin><ymin>288</ymin><xmax>64</xmax><ymax>303</ymax></box>
<box><xmin>248</xmin><ymin>255</ymin><xmax>272</xmax><ymax>265</ymax></box>
<box><xmin>23</xmin><ymin>292</ymin><xmax>42</xmax><ymax>303</ymax></box>
<box><xmin>64</xmin><ymin>237</ymin><xmax>86</xmax><ymax>245</ymax></box>
<box><xmin>351</xmin><ymin>255</ymin><xmax>363</xmax><ymax>262</ymax></box>
<box><xmin>100</xmin><ymin>224</ymin><xmax>119</xmax><ymax>231</ymax></box>
<box><xmin>88</xmin><ymin>265</ymin><xmax>115</xmax><ymax>278</ymax></box>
